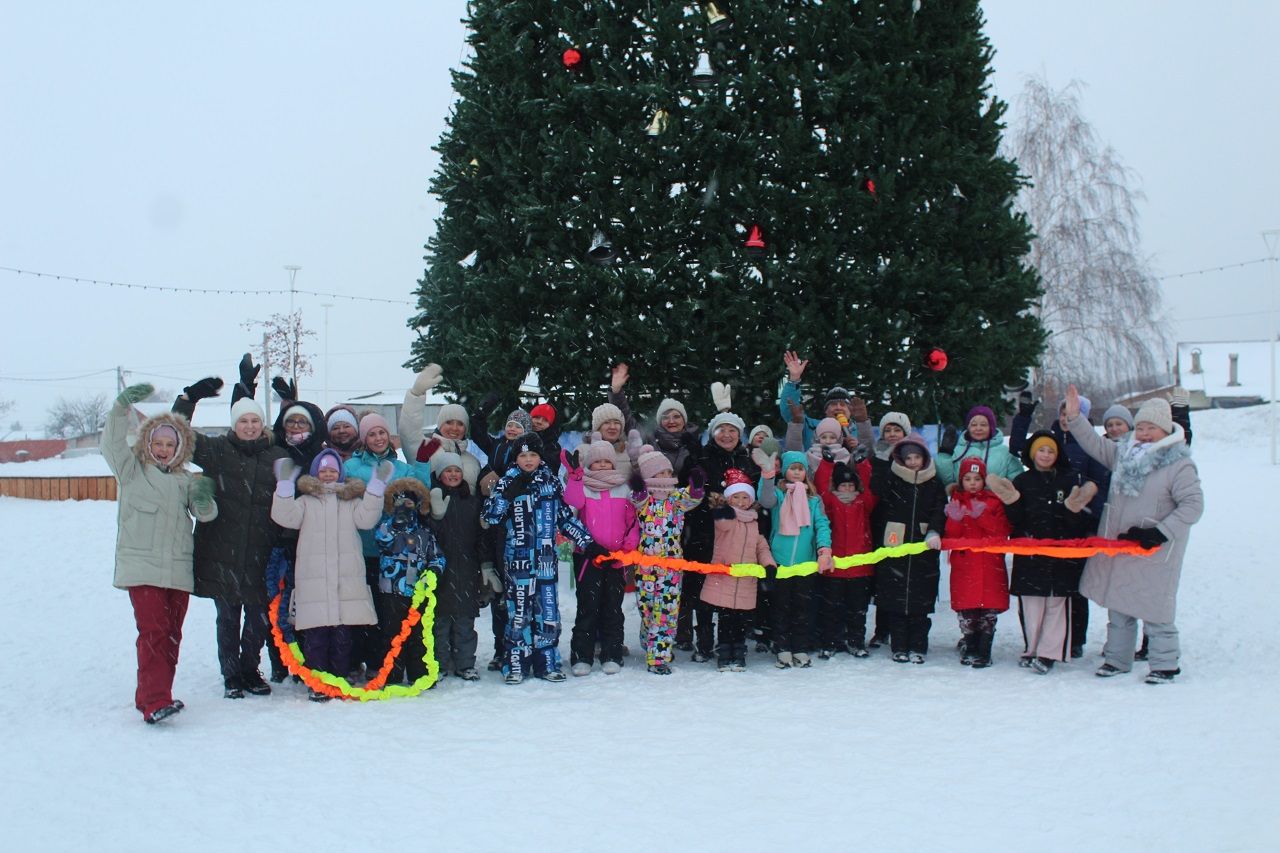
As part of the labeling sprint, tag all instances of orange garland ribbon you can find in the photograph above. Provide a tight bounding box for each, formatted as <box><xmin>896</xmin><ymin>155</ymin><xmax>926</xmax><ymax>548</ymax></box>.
<box><xmin>268</xmin><ymin>571</ymin><xmax>439</xmax><ymax>701</ymax></box>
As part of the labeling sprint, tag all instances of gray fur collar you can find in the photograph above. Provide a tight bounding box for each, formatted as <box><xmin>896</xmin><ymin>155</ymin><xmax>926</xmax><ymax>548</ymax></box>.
<box><xmin>297</xmin><ymin>475</ymin><xmax>367</xmax><ymax>500</ymax></box>
<box><xmin>1112</xmin><ymin>425</ymin><xmax>1189</xmax><ymax>497</ymax></box>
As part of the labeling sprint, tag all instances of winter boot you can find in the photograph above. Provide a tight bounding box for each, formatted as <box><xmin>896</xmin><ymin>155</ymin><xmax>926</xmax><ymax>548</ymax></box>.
<box><xmin>308</xmin><ymin>688</ymin><xmax>332</xmax><ymax>702</ymax></box>
<box><xmin>1134</xmin><ymin>633</ymin><xmax>1150</xmax><ymax>661</ymax></box>
<box><xmin>504</xmin><ymin>670</ymin><xmax>524</xmax><ymax>685</ymax></box>
<box><xmin>455</xmin><ymin>667</ymin><xmax>480</xmax><ymax>681</ymax></box>
<box><xmin>1095</xmin><ymin>663</ymin><xmax>1127</xmax><ymax>678</ymax></box>
<box><xmin>775</xmin><ymin>651</ymin><xmax>794</xmax><ymax>669</ymax></box>
<box><xmin>818</xmin><ymin>648</ymin><xmax>836</xmax><ymax>660</ymax></box>
<box><xmin>959</xmin><ymin>633</ymin><xmax>978</xmax><ymax>666</ymax></box>
<box><xmin>908</xmin><ymin>652</ymin><xmax>926</xmax><ymax>665</ymax></box>
<box><xmin>845</xmin><ymin>640</ymin><xmax>869</xmax><ymax>658</ymax></box>
<box><xmin>487</xmin><ymin>653</ymin><xmax>502</xmax><ymax>671</ymax></box>
<box><xmin>223</xmin><ymin>676</ymin><xmax>245</xmax><ymax>699</ymax></box>
<box><xmin>241</xmin><ymin>669</ymin><xmax>272</xmax><ymax>696</ymax></box>
<box><xmin>601</xmin><ymin>660</ymin><xmax>622</xmax><ymax>675</ymax></box>
<box><xmin>144</xmin><ymin>702</ymin><xmax>183</xmax><ymax>725</ymax></box>
<box><xmin>1030</xmin><ymin>657</ymin><xmax>1055</xmax><ymax>674</ymax></box>
<box><xmin>892</xmin><ymin>651</ymin><xmax>910</xmax><ymax>664</ymax></box>
<box><xmin>538</xmin><ymin>669</ymin><xmax>567</xmax><ymax>683</ymax></box>
<box><xmin>647</xmin><ymin>663</ymin><xmax>672</xmax><ymax>675</ymax></box>
<box><xmin>793</xmin><ymin>652</ymin><xmax>812</xmax><ymax>668</ymax></box>
<box><xmin>691</xmin><ymin>649</ymin><xmax>713</xmax><ymax>663</ymax></box>
<box><xmin>970</xmin><ymin>632</ymin><xmax>994</xmax><ymax>668</ymax></box>
<box><xmin>571</xmin><ymin>662</ymin><xmax>592</xmax><ymax>677</ymax></box>
<box><xmin>269</xmin><ymin>666</ymin><xmax>289</xmax><ymax>684</ymax></box>
<box><xmin>1144</xmin><ymin>668</ymin><xmax>1180</xmax><ymax>685</ymax></box>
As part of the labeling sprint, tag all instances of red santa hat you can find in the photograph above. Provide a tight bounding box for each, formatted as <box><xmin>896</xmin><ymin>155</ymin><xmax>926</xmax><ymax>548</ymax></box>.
<box><xmin>722</xmin><ymin>468</ymin><xmax>755</xmax><ymax>502</ymax></box>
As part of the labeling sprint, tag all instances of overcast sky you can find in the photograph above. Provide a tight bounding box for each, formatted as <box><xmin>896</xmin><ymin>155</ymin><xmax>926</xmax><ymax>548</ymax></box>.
<box><xmin>2</xmin><ymin>1</ymin><xmax>1276</xmax><ymax>433</ymax></box>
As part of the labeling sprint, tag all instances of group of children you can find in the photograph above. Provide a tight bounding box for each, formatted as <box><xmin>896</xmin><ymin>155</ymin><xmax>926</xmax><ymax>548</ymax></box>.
<box><xmin>108</xmin><ymin>354</ymin><xmax>1202</xmax><ymax>722</ymax></box>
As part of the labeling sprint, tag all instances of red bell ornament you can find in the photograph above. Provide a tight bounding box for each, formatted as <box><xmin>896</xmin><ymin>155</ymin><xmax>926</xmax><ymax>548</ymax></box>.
<box><xmin>562</xmin><ymin>48</ymin><xmax>584</xmax><ymax>71</ymax></box>
<box><xmin>743</xmin><ymin>224</ymin><xmax>766</xmax><ymax>257</ymax></box>
<box><xmin>926</xmin><ymin>348</ymin><xmax>948</xmax><ymax>372</ymax></box>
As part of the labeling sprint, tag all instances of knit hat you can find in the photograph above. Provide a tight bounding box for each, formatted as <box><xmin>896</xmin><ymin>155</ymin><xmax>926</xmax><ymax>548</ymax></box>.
<box><xmin>637</xmin><ymin>445</ymin><xmax>672</xmax><ymax>480</ymax></box>
<box><xmin>513</xmin><ymin>432</ymin><xmax>543</xmax><ymax>457</ymax></box>
<box><xmin>309</xmin><ymin>448</ymin><xmax>345</xmax><ymax>481</ymax></box>
<box><xmin>230</xmin><ymin>396</ymin><xmax>265</xmax><ymax>425</ymax></box>
<box><xmin>1059</xmin><ymin>395</ymin><xmax>1092</xmax><ymax>419</ymax></box>
<box><xmin>879</xmin><ymin>411</ymin><xmax>912</xmax><ymax>434</ymax></box>
<box><xmin>283</xmin><ymin>405</ymin><xmax>314</xmax><ymax>427</ymax></box>
<box><xmin>957</xmin><ymin>456</ymin><xmax>987</xmax><ymax>482</ymax></box>
<box><xmin>965</xmin><ymin>405</ymin><xmax>998</xmax><ymax>435</ymax></box>
<box><xmin>530</xmin><ymin>403</ymin><xmax>556</xmax><ymax>425</ymax></box>
<box><xmin>815</xmin><ymin>417</ymin><xmax>843</xmax><ymax>441</ymax></box>
<box><xmin>358</xmin><ymin>413</ymin><xmax>391</xmax><ymax>443</ymax></box>
<box><xmin>436</xmin><ymin>403</ymin><xmax>469</xmax><ymax>430</ymax></box>
<box><xmin>1101</xmin><ymin>403</ymin><xmax>1135</xmax><ymax>430</ymax></box>
<box><xmin>708</xmin><ymin>411</ymin><xmax>746</xmax><ymax>437</ymax></box>
<box><xmin>781</xmin><ymin>450</ymin><xmax>808</xmax><ymax>474</ymax></box>
<box><xmin>1134</xmin><ymin>398</ymin><xmax>1173</xmax><ymax>434</ymax></box>
<box><xmin>433</xmin><ymin>451</ymin><xmax>463</xmax><ymax>474</ymax></box>
<box><xmin>149</xmin><ymin>423</ymin><xmax>179</xmax><ymax>448</ymax></box>
<box><xmin>830</xmin><ymin>463</ymin><xmax>861</xmax><ymax>492</ymax></box>
<box><xmin>823</xmin><ymin>386</ymin><xmax>852</xmax><ymax>407</ymax></box>
<box><xmin>722</xmin><ymin>468</ymin><xmax>755</xmax><ymax>502</ymax></box>
<box><xmin>591</xmin><ymin>402</ymin><xmax>624</xmax><ymax>433</ymax></box>
<box><xmin>748</xmin><ymin>424</ymin><xmax>774</xmax><ymax>445</ymax></box>
<box><xmin>583</xmin><ymin>433</ymin><xmax>617</xmax><ymax>469</ymax></box>
<box><xmin>891</xmin><ymin>437</ymin><xmax>930</xmax><ymax>466</ymax></box>
<box><xmin>656</xmin><ymin>398</ymin><xmax>687</xmax><ymax>423</ymax></box>
<box><xmin>326</xmin><ymin>408</ymin><xmax>358</xmax><ymax>432</ymax></box>
<box><xmin>505</xmin><ymin>408</ymin><xmax>533</xmax><ymax>435</ymax></box>
<box><xmin>1024</xmin><ymin>432</ymin><xmax>1063</xmax><ymax>469</ymax></box>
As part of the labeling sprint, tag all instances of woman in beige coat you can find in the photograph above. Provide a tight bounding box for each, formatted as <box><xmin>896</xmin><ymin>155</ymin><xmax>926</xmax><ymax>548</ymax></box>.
<box><xmin>104</xmin><ymin>384</ymin><xmax>217</xmax><ymax>724</ymax></box>
<box><xmin>1064</xmin><ymin>386</ymin><xmax>1203</xmax><ymax>684</ymax></box>
<box><xmin>270</xmin><ymin>448</ymin><xmax>388</xmax><ymax>699</ymax></box>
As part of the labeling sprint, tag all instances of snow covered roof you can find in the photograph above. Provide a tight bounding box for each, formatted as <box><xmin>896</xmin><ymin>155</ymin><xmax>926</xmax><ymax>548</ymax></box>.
<box><xmin>1177</xmin><ymin>340</ymin><xmax>1278</xmax><ymax>400</ymax></box>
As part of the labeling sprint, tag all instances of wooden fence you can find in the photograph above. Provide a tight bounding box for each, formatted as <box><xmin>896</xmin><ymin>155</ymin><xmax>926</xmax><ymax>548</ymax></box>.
<box><xmin>0</xmin><ymin>477</ymin><xmax>117</xmax><ymax>501</ymax></box>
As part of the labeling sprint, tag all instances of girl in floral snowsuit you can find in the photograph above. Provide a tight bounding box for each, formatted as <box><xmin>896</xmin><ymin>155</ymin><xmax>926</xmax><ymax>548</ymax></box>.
<box><xmin>629</xmin><ymin>446</ymin><xmax>705</xmax><ymax>674</ymax></box>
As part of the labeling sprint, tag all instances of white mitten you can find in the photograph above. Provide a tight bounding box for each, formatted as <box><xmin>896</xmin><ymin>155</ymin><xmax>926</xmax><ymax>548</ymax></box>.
<box><xmin>429</xmin><ymin>487</ymin><xmax>449</xmax><ymax>520</ymax></box>
<box><xmin>411</xmin><ymin>363</ymin><xmax>443</xmax><ymax>396</ymax></box>
<box><xmin>710</xmin><ymin>381</ymin><xmax>732</xmax><ymax>413</ymax></box>
<box><xmin>1064</xmin><ymin>481</ymin><xmax>1098</xmax><ymax>513</ymax></box>
<box><xmin>986</xmin><ymin>474</ymin><xmax>1021</xmax><ymax>505</ymax></box>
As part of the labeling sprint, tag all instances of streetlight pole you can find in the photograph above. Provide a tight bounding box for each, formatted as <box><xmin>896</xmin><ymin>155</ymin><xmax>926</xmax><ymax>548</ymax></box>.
<box><xmin>284</xmin><ymin>264</ymin><xmax>301</xmax><ymax>315</ymax></box>
<box><xmin>1264</xmin><ymin>230</ymin><xmax>1280</xmax><ymax>465</ymax></box>
<box><xmin>321</xmin><ymin>303</ymin><xmax>333</xmax><ymax>410</ymax></box>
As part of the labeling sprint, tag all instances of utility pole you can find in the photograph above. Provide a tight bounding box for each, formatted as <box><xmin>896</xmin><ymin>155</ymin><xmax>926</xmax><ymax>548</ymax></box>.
<box><xmin>262</xmin><ymin>331</ymin><xmax>273</xmax><ymax>426</ymax></box>
<box><xmin>116</xmin><ymin>366</ymin><xmax>126</xmax><ymax>394</ymax></box>
<box><xmin>321</xmin><ymin>303</ymin><xmax>333</xmax><ymax>410</ymax></box>
<box><xmin>1264</xmin><ymin>229</ymin><xmax>1280</xmax><ymax>465</ymax></box>
<box><xmin>284</xmin><ymin>264</ymin><xmax>301</xmax><ymax>315</ymax></box>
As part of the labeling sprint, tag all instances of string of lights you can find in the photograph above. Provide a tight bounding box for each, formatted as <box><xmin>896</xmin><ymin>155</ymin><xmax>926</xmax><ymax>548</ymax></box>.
<box><xmin>0</xmin><ymin>265</ymin><xmax>416</xmax><ymax>305</ymax></box>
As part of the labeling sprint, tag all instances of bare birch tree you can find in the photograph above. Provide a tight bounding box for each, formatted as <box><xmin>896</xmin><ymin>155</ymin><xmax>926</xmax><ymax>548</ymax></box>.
<box><xmin>1006</xmin><ymin>76</ymin><xmax>1169</xmax><ymax>408</ymax></box>
<box><xmin>242</xmin><ymin>310</ymin><xmax>317</xmax><ymax>386</ymax></box>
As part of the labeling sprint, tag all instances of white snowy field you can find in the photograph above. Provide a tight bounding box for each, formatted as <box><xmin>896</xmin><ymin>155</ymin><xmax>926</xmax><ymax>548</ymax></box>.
<box><xmin>2</xmin><ymin>407</ymin><xmax>1278</xmax><ymax>852</ymax></box>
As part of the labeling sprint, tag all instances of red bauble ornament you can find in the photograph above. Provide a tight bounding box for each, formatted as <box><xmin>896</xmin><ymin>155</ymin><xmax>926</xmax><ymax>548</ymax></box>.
<box><xmin>865</xmin><ymin>178</ymin><xmax>878</xmax><ymax>199</ymax></box>
<box><xmin>562</xmin><ymin>48</ymin><xmax>583</xmax><ymax>70</ymax></box>
<box><xmin>926</xmin><ymin>348</ymin><xmax>948</xmax><ymax>372</ymax></box>
<box><xmin>743</xmin><ymin>224</ymin><xmax>766</xmax><ymax>257</ymax></box>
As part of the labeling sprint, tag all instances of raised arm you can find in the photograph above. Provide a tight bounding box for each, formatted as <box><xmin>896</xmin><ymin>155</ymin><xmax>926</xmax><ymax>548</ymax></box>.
<box><xmin>399</xmin><ymin>364</ymin><xmax>442</xmax><ymax>463</ymax></box>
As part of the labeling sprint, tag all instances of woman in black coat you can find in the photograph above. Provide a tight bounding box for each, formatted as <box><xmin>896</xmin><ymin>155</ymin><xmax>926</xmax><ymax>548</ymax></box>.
<box><xmin>173</xmin><ymin>359</ymin><xmax>288</xmax><ymax>698</ymax></box>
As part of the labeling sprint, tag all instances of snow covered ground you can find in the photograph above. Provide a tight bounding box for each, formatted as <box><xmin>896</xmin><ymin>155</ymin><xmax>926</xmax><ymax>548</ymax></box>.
<box><xmin>1</xmin><ymin>407</ymin><xmax>1277</xmax><ymax>851</ymax></box>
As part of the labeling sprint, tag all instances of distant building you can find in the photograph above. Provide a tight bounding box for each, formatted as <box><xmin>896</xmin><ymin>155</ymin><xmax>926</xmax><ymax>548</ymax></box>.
<box><xmin>0</xmin><ymin>439</ymin><xmax>68</xmax><ymax>464</ymax></box>
<box><xmin>1175</xmin><ymin>340</ymin><xmax>1277</xmax><ymax>409</ymax></box>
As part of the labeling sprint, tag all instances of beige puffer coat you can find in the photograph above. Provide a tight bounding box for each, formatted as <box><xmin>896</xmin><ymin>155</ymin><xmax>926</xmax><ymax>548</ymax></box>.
<box><xmin>103</xmin><ymin>400</ymin><xmax>217</xmax><ymax>592</ymax></box>
<box><xmin>270</xmin><ymin>475</ymin><xmax>382</xmax><ymax>630</ymax></box>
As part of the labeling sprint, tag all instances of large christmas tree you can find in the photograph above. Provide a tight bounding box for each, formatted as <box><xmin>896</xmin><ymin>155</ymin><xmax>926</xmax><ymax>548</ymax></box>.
<box><xmin>410</xmin><ymin>0</ymin><xmax>1043</xmax><ymax>429</ymax></box>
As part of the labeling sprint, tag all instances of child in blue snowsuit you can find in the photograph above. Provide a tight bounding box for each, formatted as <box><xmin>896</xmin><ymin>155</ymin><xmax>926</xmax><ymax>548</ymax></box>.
<box><xmin>482</xmin><ymin>433</ymin><xmax>606</xmax><ymax>684</ymax></box>
<box><xmin>374</xmin><ymin>478</ymin><xmax>446</xmax><ymax>685</ymax></box>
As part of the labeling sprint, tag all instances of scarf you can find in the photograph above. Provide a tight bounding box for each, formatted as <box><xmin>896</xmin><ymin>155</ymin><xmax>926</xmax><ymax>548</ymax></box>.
<box><xmin>806</xmin><ymin>442</ymin><xmax>850</xmax><ymax>470</ymax></box>
<box><xmin>778</xmin><ymin>481</ymin><xmax>812</xmax><ymax>536</ymax></box>
<box><xmin>732</xmin><ymin>506</ymin><xmax>758</xmax><ymax>523</ymax></box>
<box><xmin>645</xmin><ymin>476</ymin><xmax>678</xmax><ymax>501</ymax></box>
<box><xmin>583</xmin><ymin>467</ymin><xmax>628</xmax><ymax>492</ymax></box>
<box><xmin>1112</xmin><ymin>430</ymin><xmax>1189</xmax><ymax>497</ymax></box>
<box><xmin>832</xmin><ymin>489</ymin><xmax>857</xmax><ymax>505</ymax></box>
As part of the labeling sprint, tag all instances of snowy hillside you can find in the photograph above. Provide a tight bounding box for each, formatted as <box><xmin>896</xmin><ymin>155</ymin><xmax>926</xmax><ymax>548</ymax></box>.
<box><xmin>1</xmin><ymin>407</ymin><xmax>1277</xmax><ymax>851</ymax></box>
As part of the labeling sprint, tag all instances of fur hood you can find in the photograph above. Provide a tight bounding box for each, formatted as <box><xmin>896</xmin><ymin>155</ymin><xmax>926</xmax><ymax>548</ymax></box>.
<box><xmin>384</xmin><ymin>477</ymin><xmax>431</xmax><ymax>516</ymax></box>
<box><xmin>296</xmin><ymin>475</ymin><xmax>367</xmax><ymax>500</ymax></box>
<box><xmin>133</xmin><ymin>411</ymin><xmax>196</xmax><ymax>471</ymax></box>
<box><xmin>1112</xmin><ymin>424</ymin><xmax>1190</xmax><ymax>497</ymax></box>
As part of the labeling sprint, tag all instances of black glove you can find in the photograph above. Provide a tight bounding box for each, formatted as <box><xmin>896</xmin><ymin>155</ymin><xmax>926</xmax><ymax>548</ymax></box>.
<box><xmin>501</xmin><ymin>470</ymin><xmax>534</xmax><ymax>499</ymax></box>
<box><xmin>473</xmin><ymin>391</ymin><xmax>501</xmax><ymax>422</ymax></box>
<box><xmin>583</xmin><ymin>541</ymin><xmax>616</xmax><ymax>569</ymax></box>
<box><xmin>711</xmin><ymin>504</ymin><xmax>736</xmax><ymax>520</ymax></box>
<box><xmin>1017</xmin><ymin>390</ymin><xmax>1037</xmax><ymax>418</ymax></box>
<box><xmin>183</xmin><ymin>377</ymin><xmax>223</xmax><ymax>403</ymax></box>
<box><xmin>1118</xmin><ymin>525</ymin><xmax>1168</xmax><ymax>549</ymax></box>
<box><xmin>938</xmin><ymin>425</ymin><xmax>959</xmax><ymax>456</ymax></box>
<box><xmin>821</xmin><ymin>445</ymin><xmax>836</xmax><ymax>463</ymax></box>
<box><xmin>272</xmin><ymin>376</ymin><xmax>298</xmax><ymax>402</ymax></box>
<box><xmin>760</xmin><ymin>565</ymin><xmax>778</xmax><ymax>592</ymax></box>
<box><xmin>629</xmin><ymin>471</ymin><xmax>646</xmax><ymax>494</ymax></box>
<box><xmin>680</xmin><ymin>429</ymin><xmax>703</xmax><ymax>451</ymax></box>
<box><xmin>687</xmin><ymin>466</ymin><xmax>707</xmax><ymax>491</ymax></box>
<box><xmin>238</xmin><ymin>353</ymin><xmax>261</xmax><ymax>393</ymax></box>
<box><xmin>230</xmin><ymin>382</ymin><xmax>254</xmax><ymax>404</ymax></box>
<box><xmin>565</xmin><ymin>449</ymin><xmax>580</xmax><ymax>471</ymax></box>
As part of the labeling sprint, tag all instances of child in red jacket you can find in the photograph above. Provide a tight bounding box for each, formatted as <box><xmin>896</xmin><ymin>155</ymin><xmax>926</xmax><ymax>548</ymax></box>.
<box><xmin>818</xmin><ymin>461</ymin><xmax>877</xmax><ymax>658</ymax></box>
<box><xmin>944</xmin><ymin>457</ymin><xmax>1011</xmax><ymax>668</ymax></box>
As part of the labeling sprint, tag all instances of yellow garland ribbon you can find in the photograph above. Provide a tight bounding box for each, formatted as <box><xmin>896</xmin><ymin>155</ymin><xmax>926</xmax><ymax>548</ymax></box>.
<box><xmin>270</xmin><ymin>572</ymin><xmax>440</xmax><ymax>701</ymax></box>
